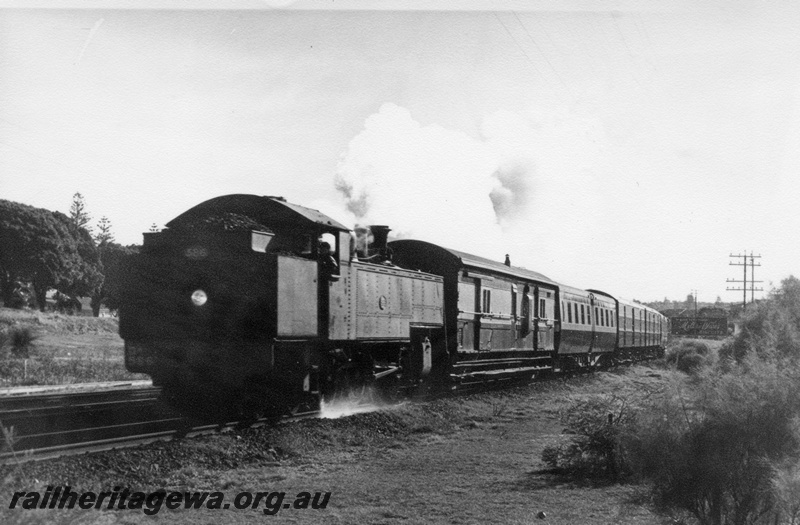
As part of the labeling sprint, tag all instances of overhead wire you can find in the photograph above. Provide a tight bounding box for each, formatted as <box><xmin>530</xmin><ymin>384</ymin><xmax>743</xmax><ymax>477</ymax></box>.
<box><xmin>492</xmin><ymin>12</ymin><xmax>547</xmax><ymax>83</ymax></box>
<box><xmin>512</xmin><ymin>10</ymin><xmax>574</xmax><ymax>97</ymax></box>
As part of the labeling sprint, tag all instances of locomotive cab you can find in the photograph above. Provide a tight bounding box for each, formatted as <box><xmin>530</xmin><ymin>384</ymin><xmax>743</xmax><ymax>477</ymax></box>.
<box><xmin>120</xmin><ymin>195</ymin><xmax>354</xmax><ymax>415</ymax></box>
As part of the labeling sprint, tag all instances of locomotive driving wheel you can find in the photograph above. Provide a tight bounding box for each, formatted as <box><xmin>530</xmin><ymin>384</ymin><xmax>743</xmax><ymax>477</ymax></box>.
<box><xmin>323</xmin><ymin>349</ymin><xmax>375</xmax><ymax>406</ymax></box>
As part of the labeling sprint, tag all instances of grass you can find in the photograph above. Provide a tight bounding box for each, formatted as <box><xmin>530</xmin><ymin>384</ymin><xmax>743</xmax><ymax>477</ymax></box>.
<box><xmin>0</xmin><ymin>307</ymin><xmax>146</xmax><ymax>386</ymax></box>
<box><xmin>0</xmin><ymin>307</ymin><xmax>119</xmax><ymax>336</ymax></box>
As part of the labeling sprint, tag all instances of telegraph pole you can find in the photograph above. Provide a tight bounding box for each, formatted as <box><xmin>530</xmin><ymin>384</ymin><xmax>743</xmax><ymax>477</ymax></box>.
<box><xmin>726</xmin><ymin>251</ymin><xmax>763</xmax><ymax>311</ymax></box>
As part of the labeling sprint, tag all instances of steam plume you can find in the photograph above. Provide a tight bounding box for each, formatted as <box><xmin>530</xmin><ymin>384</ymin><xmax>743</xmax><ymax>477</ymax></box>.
<box><xmin>333</xmin><ymin>103</ymin><xmax>536</xmax><ymax>248</ymax></box>
<box><xmin>489</xmin><ymin>160</ymin><xmax>536</xmax><ymax>225</ymax></box>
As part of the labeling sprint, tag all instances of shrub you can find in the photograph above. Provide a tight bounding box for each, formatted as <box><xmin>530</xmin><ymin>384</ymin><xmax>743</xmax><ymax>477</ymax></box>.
<box><xmin>720</xmin><ymin>277</ymin><xmax>800</xmax><ymax>363</ymax></box>
<box><xmin>772</xmin><ymin>459</ymin><xmax>800</xmax><ymax>525</ymax></box>
<box><xmin>666</xmin><ymin>340</ymin><xmax>713</xmax><ymax>374</ymax></box>
<box><xmin>627</xmin><ymin>360</ymin><xmax>800</xmax><ymax>525</ymax></box>
<box><xmin>541</xmin><ymin>395</ymin><xmax>636</xmax><ymax>481</ymax></box>
<box><xmin>8</xmin><ymin>327</ymin><xmax>38</xmax><ymax>358</ymax></box>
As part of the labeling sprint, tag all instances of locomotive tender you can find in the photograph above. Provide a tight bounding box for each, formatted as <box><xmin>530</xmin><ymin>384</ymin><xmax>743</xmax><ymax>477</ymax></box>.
<box><xmin>120</xmin><ymin>194</ymin><xmax>667</xmax><ymax>418</ymax></box>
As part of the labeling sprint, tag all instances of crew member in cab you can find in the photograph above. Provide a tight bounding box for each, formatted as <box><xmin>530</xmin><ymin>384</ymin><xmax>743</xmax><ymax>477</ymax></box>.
<box><xmin>318</xmin><ymin>241</ymin><xmax>339</xmax><ymax>279</ymax></box>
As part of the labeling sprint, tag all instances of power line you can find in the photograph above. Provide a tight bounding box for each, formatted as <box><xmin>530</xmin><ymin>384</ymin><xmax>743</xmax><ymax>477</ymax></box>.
<box><xmin>493</xmin><ymin>12</ymin><xmax>546</xmax><ymax>82</ymax></box>
<box><xmin>726</xmin><ymin>251</ymin><xmax>763</xmax><ymax>311</ymax></box>
<box><xmin>512</xmin><ymin>11</ymin><xmax>572</xmax><ymax>95</ymax></box>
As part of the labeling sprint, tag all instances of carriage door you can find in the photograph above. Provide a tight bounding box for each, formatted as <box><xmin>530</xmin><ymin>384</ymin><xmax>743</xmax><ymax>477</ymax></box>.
<box><xmin>510</xmin><ymin>284</ymin><xmax>518</xmax><ymax>348</ymax></box>
<box><xmin>456</xmin><ymin>275</ymin><xmax>478</xmax><ymax>351</ymax></box>
<box><xmin>535</xmin><ymin>286</ymin><xmax>555</xmax><ymax>351</ymax></box>
<box><xmin>521</xmin><ymin>285</ymin><xmax>534</xmax><ymax>350</ymax></box>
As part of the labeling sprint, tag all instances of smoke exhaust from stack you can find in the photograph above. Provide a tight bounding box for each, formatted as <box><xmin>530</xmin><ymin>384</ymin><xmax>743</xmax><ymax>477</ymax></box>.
<box><xmin>333</xmin><ymin>103</ymin><xmax>546</xmax><ymax>262</ymax></box>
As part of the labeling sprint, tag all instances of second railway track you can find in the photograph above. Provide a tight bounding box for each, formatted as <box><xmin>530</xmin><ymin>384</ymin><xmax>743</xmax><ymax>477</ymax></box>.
<box><xmin>0</xmin><ymin>386</ymin><xmax>323</xmax><ymax>462</ymax></box>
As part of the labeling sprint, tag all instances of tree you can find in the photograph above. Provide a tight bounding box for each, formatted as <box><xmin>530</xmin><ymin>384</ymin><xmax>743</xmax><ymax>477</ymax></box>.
<box><xmin>94</xmin><ymin>216</ymin><xmax>114</xmax><ymax>247</ymax></box>
<box><xmin>69</xmin><ymin>192</ymin><xmax>92</xmax><ymax>233</ymax></box>
<box><xmin>720</xmin><ymin>276</ymin><xmax>800</xmax><ymax>362</ymax></box>
<box><xmin>0</xmin><ymin>200</ymin><xmax>105</xmax><ymax>311</ymax></box>
<box><xmin>773</xmin><ymin>276</ymin><xmax>800</xmax><ymax>334</ymax></box>
<box><xmin>50</xmin><ymin>211</ymin><xmax>103</xmax><ymax>301</ymax></box>
<box><xmin>90</xmin><ymin>243</ymin><xmax>138</xmax><ymax>316</ymax></box>
<box><xmin>685</xmin><ymin>293</ymin><xmax>695</xmax><ymax>310</ymax></box>
<box><xmin>0</xmin><ymin>200</ymin><xmax>82</xmax><ymax>309</ymax></box>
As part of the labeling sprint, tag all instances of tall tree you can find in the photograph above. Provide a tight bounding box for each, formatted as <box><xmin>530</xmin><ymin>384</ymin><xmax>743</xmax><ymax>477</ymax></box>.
<box><xmin>94</xmin><ymin>216</ymin><xmax>114</xmax><ymax>247</ymax></box>
<box><xmin>69</xmin><ymin>192</ymin><xmax>92</xmax><ymax>233</ymax></box>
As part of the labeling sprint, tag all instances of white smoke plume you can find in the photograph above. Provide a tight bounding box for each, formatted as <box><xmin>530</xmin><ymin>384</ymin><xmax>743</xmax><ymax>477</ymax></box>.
<box><xmin>333</xmin><ymin>103</ymin><xmax>541</xmax><ymax>260</ymax></box>
<box><xmin>329</xmin><ymin>101</ymin><xmax>609</xmax><ymax>281</ymax></box>
<box><xmin>489</xmin><ymin>159</ymin><xmax>536</xmax><ymax>225</ymax></box>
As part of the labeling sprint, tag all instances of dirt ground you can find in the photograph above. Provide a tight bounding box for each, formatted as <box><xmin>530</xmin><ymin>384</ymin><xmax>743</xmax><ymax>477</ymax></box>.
<box><xmin>2</xmin><ymin>364</ymin><xmax>680</xmax><ymax>525</ymax></box>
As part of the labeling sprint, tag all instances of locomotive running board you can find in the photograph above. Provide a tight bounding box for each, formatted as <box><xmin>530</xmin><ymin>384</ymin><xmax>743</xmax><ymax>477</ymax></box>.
<box><xmin>452</xmin><ymin>355</ymin><xmax>554</xmax><ymax>375</ymax></box>
<box><xmin>451</xmin><ymin>365</ymin><xmax>552</xmax><ymax>383</ymax></box>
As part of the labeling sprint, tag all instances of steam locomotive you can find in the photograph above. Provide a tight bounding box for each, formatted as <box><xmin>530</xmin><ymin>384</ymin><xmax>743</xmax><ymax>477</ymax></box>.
<box><xmin>119</xmin><ymin>194</ymin><xmax>668</xmax><ymax>419</ymax></box>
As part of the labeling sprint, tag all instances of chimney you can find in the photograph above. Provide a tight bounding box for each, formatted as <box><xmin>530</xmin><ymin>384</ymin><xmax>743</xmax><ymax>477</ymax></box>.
<box><xmin>369</xmin><ymin>225</ymin><xmax>391</xmax><ymax>260</ymax></box>
<box><xmin>504</xmin><ymin>254</ymin><xmax>511</xmax><ymax>266</ymax></box>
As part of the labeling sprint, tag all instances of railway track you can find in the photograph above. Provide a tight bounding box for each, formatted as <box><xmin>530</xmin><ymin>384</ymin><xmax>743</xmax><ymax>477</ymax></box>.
<box><xmin>0</xmin><ymin>366</ymin><xmax>615</xmax><ymax>463</ymax></box>
<box><xmin>0</xmin><ymin>376</ymin><xmax>521</xmax><ymax>462</ymax></box>
<box><xmin>0</xmin><ymin>387</ymin><xmax>321</xmax><ymax>462</ymax></box>
<box><xmin>0</xmin><ymin>386</ymin><xmax>180</xmax><ymax>461</ymax></box>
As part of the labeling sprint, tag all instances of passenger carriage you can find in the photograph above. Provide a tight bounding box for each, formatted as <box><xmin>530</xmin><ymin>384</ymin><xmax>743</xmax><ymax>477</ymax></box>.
<box><xmin>390</xmin><ymin>241</ymin><xmax>558</xmax><ymax>382</ymax></box>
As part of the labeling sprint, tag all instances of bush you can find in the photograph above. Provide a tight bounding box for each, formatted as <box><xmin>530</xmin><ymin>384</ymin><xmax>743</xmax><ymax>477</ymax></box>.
<box><xmin>541</xmin><ymin>395</ymin><xmax>636</xmax><ymax>481</ymax></box>
<box><xmin>627</xmin><ymin>360</ymin><xmax>800</xmax><ymax>525</ymax></box>
<box><xmin>666</xmin><ymin>340</ymin><xmax>713</xmax><ymax>374</ymax></box>
<box><xmin>720</xmin><ymin>277</ymin><xmax>800</xmax><ymax>363</ymax></box>
<box><xmin>772</xmin><ymin>459</ymin><xmax>800</xmax><ymax>525</ymax></box>
<box><xmin>7</xmin><ymin>327</ymin><xmax>38</xmax><ymax>358</ymax></box>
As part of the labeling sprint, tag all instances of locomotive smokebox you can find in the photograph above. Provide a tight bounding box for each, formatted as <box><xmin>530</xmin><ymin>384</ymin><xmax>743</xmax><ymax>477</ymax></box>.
<box><xmin>368</xmin><ymin>225</ymin><xmax>391</xmax><ymax>261</ymax></box>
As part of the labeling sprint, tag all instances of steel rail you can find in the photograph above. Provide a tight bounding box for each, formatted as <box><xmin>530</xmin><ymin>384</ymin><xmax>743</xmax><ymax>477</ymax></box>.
<box><xmin>0</xmin><ymin>387</ymin><xmax>320</xmax><ymax>463</ymax></box>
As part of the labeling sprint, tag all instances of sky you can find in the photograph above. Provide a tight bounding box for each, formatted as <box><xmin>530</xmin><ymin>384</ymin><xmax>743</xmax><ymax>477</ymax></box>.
<box><xmin>1</xmin><ymin>0</ymin><xmax>798</xmax><ymax>304</ymax></box>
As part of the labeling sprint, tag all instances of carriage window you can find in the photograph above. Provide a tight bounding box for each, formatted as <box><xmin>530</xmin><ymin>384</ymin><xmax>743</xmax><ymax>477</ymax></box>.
<box><xmin>587</xmin><ymin>305</ymin><xmax>591</xmax><ymax>324</ymax></box>
<box><xmin>567</xmin><ymin>303</ymin><xmax>573</xmax><ymax>323</ymax></box>
<box><xmin>595</xmin><ymin>307</ymin><xmax>600</xmax><ymax>326</ymax></box>
<box><xmin>539</xmin><ymin>299</ymin><xmax>546</xmax><ymax>319</ymax></box>
<box><xmin>580</xmin><ymin>304</ymin><xmax>585</xmax><ymax>324</ymax></box>
<box><xmin>482</xmin><ymin>289</ymin><xmax>491</xmax><ymax>313</ymax></box>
